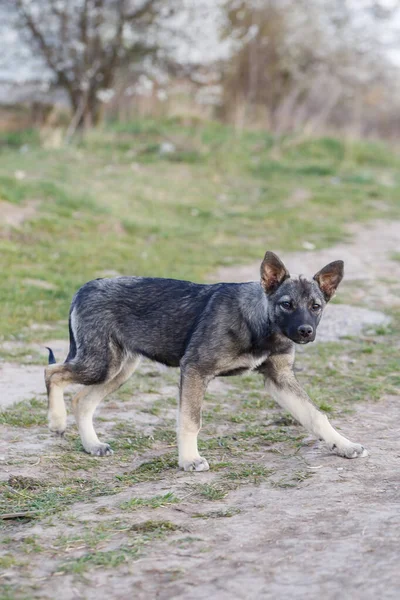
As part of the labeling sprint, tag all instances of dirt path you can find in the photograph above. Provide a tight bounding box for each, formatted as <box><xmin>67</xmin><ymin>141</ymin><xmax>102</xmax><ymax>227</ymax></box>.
<box><xmin>114</xmin><ymin>397</ymin><xmax>400</xmax><ymax>600</ymax></box>
<box><xmin>1</xmin><ymin>220</ymin><xmax>399</xmax><ymax>599</ymax></box>
<box><xmin>214</xmin><ymin>220</ymin><xmax>400</xmax><ymax>293</ymax></box>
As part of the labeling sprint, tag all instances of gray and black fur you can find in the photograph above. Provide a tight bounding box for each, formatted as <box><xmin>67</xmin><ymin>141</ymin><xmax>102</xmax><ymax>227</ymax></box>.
<box><xmin>45</xmin><ymin>252</ymin><xmax>368</xmax><ymax>471</ymax></box>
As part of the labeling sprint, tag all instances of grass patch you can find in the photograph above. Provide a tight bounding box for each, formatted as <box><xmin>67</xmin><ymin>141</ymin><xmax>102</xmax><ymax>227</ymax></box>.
<box><xmin>0</xmin><ymin>398</ymin><xmax>46</xmax><ymax>427</ymax></box>
<box><xmin>0</xmin><ymin>345</ymin><xmax>43</xmax><ymax>364</ymax></box>
<box><xmin>110</xmin><ymin>422</ymin><xmax>154</xmax><ymax>452</ymax></box>
<box><xmin>115</xmin><ymin>454</ymin><xmax>178</xmax><ymax>484</ymax></box>
<box><xmin>7</xmin><ymin>476</ymin><xmax>45</xmax><ymax>491</ymax></box>
<box><xmin>50</xmin><ymin>449</ymin><xmax>112</xmax><ymax>472</ymax></box>
<box><xmin>299</xmin><ymin>317</ymin><xmax>400</xmax><ymax>409</ymax></box>
<box><xmin>0</xmin><ymin>554</ymin><xmax>18</xmax><ymax>569</ymax></box>
<box><xmin>188</xmin><ymin>483</ymin><xmax>229</xmax><ymax>501</ymax></box>
<box><xmin>121</xmin><ymin>492</ymin><xmax>180</xmax><ymax>510</ymax></box>
<box><xmin>61</xmin><ymin>548</ymin><xmax>132</xmax><ymax>573</ymax></box>
<box><xmin>272</xmin><ymin>470</ymin><xmax>314</xmax><ymax>488</ymax></box>
<box><xmin>60</xmin><ymin>518</ymin><xmax>180</xmax><ymax>575</ymax></box>
<box><xmin>0</xmin><ymin>584</ymin><xmax>30</xmax><ymax>600</ymax></box>
<box><xmin>0</xmin><ymin>128</ymin><xmax>40</xmax><ymax>150</ymax></box>
<box><xmin>316</xmin><ymin>401</ymin><xmax>334</xmax><ymax>413</ymax></box>
<box><xmin>224</xmin><ymin>464</ymin><xmax>273</xmax><ymax>483</ymax></box>
<box><xmin>152</xmin><ymin>427</ymin><xmax>177</xmax><ymax>445</ymax></box>
<box><xmin>192</xmin><ymin>508</ymin><xmax>241</xmax><ymax>519</ymax></box>
<box><xmin>0</xmin><ymin>477</ymin><xmax>115</xmax><ymax>519</ymax></box>
<box><xmin>130</xmin><ymin>519</ymin><xmax>181</xmax><ymax>533</ymax></box>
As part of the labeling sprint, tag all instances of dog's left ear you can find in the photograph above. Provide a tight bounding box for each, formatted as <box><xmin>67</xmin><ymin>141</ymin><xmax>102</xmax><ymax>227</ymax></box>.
<box><xmin>313</xmin><ymin>260</ymin><xmax>344</xmax><ymax>301</ymax></box>
<box><xmin>260</xmin><ymin>251</ymin><xmax>290</xmax><ymax>294</ymax></box>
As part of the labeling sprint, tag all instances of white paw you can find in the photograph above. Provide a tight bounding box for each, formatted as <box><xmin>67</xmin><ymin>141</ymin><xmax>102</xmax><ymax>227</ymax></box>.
<box><xmin>330</xmin><ymin>442</ymin><xmax>368</xmax><ymax>459</ymax></box>
<box><xmin>87</xmin><ymin>443</ymin><xmax>114</xmax><ymax>457</ymax></box>
<box><xmin>48</xmin><ymin>416</ymin><xmax>66</xmax><ymax>436</ymax></box>
<box><xmin>179</xmin><ymin>456</ymin><xmax>210</xmax><ymax>472</ymax></box>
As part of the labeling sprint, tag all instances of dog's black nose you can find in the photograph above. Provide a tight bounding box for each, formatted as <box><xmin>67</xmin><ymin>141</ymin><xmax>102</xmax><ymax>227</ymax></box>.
<box><xmin>298</xmin><ymin>325</ymin><xmax>313</xmax><ymax>338</ymax></box>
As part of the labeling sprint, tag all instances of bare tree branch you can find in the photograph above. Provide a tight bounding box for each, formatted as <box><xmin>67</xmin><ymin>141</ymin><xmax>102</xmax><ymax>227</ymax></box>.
<box><xmin>9</xmin><ymin>0</ymin><xmax>179</xmax><ymax>132</ymax></box>
<box><xmin>125</xmin><ymin>0</ymin><xmax>158</xmax><ymax>21</ymax></box>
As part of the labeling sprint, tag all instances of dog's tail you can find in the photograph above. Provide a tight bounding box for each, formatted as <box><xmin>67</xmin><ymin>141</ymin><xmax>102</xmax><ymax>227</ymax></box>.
<box><xmin>46</xmin><ymin>347</ymin><xmax>57</xmax><ymax>365</ymax></box>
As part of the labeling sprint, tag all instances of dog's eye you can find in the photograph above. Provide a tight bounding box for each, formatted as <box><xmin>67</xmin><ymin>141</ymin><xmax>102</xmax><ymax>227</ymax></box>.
<box><xmin>281</xmin><ymin>301</ymin><xmax>292</xmax><ymax>310</ymax></box>
<box><xmin>312</xmin><ymin>303</ymin><xmax>321</xmax><ymax>311</ymax></box>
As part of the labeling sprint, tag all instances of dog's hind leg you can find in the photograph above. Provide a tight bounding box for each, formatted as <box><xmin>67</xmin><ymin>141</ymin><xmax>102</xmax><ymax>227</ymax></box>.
<box><xmin>72</xmin><ymin>356</ymin><xmax>141</xmax><ymax>456</ymax></box>
<box><xmin>178</xmin><ymin>365</ymin><xmax>210</xmax><ymax>472</ymax></box>
<box><xmin>45</xmin><ymin>364</ymin><xmax>76</xmax><ymax>435</ymax></box>
<box><xmin>262</xmin><ymin>354</ymin><xmax>368</xmax><ymax>459</ymax></box>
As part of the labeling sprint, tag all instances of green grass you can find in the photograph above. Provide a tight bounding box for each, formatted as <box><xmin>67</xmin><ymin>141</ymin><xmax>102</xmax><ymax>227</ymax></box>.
<box><xmin>0</xmin><ymin>476</ymin><xmax>116</xmax><ymax>519</ymax></box>
<box><xmin>62</xmin><ymin>548</ymin><xmax>134</xmax><ymax>573</ymax></box>
<box><xmin>188</xmin><ymin>482</ymin><xmax>229</xmax><ymax>501</ymax></box>
<box><xmin>130</xmin><ymin>519</ymin><xmax>181</xmax><ymax>533</ymax></box>
<box><xmin>59</xmin><ymin>519</ymin><xmax>180</xmax><ymax>575</ymax></box>
<box><xmin>0</xmin><ymin>128</ymin><xmax>40</xmax><ymax>150</ymax></box>
<box><xmin>272</xmin><ymin>470</ymin><xmax>315</xmax><ymax>488</ymax></box>
<box><xmin>109</xmin><ymin>422</ymin><xmax>154</xmax><ymax>452</ymax></box>
<box><xmin>120</xmin><ymin>492</ymin><xmax>180</xmax><ymax>510</ymax></box>
<box><xmin>299</xmin><ymin>316</ymin><xmax>400</xmax><ymax>409</ymax></box>
<box><xmin>224</xmin><ymin>464</ymin><xmax>273</xmax><ymax>482</ymax></box>
<box><xmin>0</xmin><ymin>345</ymin><xmax>43</xmax><ymax>364</ymax></box>
<box><xmin>0</xmin><ymin>398</ymin><xmax>46</xmax><ymax>427</ymax></box>
<box><xmin>1</xmin><ymin>119</ymin><xmax>400</xmax><ymax>340</ymax></box>
<box><xmin>192</xmin><ymin>508</ymin><xmax>241</xmax><ymax>519</ymax></box>
<box><xmin>0</xmin><ymin>554</ymin><xmax>18</xmax><ymax>569</ymax></box>
<box><xmin>115</xmin><ymin>454</ymin><xmax>178</xmax><ymax>484</ymax></box>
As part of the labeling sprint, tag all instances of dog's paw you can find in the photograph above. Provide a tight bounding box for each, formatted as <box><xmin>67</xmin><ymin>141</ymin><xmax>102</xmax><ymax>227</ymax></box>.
<box><xmin>48</xmin><ymin>416</ymin><xmax>66</xmax><ymax>436</ymax></box>
<box><xmin>329</xmin><ymin>442</ymin><xmax>368</xmax><ymax>459</ymax></box>
<box><xmin>179</xmin><ymin>456</ymin><xmax>210</xmax><ymax>472</ymax></box>
<box><xmin>88</xmin><ymin>443</ymin><xmax>114</xmax><ymax>457</ymax></box>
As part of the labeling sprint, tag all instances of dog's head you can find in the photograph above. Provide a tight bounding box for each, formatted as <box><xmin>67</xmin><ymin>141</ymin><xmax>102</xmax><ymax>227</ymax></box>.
<box><xmin>260</xmin><ymin>251</ymin><xmax>343</xmax><ymax>344</ymax></box>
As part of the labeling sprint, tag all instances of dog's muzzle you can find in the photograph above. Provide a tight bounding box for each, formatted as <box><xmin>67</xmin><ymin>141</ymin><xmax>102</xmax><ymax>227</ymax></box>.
<box><xmin>295</xmin><ymin>324</ymin><xmax>315</xmax><ymax>343</ymax></box>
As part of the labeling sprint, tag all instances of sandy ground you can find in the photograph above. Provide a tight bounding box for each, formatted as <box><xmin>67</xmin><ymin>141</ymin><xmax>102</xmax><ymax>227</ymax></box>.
<box><xmin>1</xmin><ymin>219</ymin><xmax>399</xmax><ymax>599</ymax></box>
<box><xmin>115</xmin><ymin>397</ymin><xmax>400</xmax><ymax>600</ymax></box>
<box><xmin>0</xmin><ymin>199</ymin><xmax>39</xmax><ymax>228</ymax></box>
<box><xmin>0</xmin><ymin>340</ymin><xmax>68</xmax><ymax>408</ymax></box>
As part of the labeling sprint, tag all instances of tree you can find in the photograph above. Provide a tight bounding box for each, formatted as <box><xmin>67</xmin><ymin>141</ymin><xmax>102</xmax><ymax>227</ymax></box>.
<box><xmin>219</xmin><ymin>0</ymin><xmax>400</xmax><ymax>135</ymax></box>
<box><xmin>9</xmin><ymin>0</ymin><xmax>176</xmax><ymax>130</ymax></box>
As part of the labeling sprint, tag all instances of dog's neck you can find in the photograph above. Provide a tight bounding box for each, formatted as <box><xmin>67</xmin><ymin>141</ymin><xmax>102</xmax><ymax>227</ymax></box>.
<box><xmin>237</xmin><ymin>281</ymin><xmax>272</xmax><ymax>336</ymax></box>
<box><xmin>237</xmin><ymin>281</ymin><xmax>293</xmax><ymax>354</ymax></box>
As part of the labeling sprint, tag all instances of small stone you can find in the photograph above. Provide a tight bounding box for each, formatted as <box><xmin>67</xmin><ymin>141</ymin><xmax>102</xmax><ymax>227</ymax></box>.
<box><xmin>159</xmin><ymin>142</ymin><xmax>175</xmax><ymax>155</ymax></box>
<box><xmin>302</xmin><ymin>241</ymin><xmax>316</xmax><ymax>250</ymax></box>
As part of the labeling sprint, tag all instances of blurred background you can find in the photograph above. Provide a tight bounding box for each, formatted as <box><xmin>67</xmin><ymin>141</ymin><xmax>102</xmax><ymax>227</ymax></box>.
<box><xmin>1</xmin><ymin>0</ymin><xmax>400</xmax><ymax>339</ymax></box>
<box><xmin>2</xmin><ymin>0</ymin><xmax>400</xmax><ymax>137</ymax></box>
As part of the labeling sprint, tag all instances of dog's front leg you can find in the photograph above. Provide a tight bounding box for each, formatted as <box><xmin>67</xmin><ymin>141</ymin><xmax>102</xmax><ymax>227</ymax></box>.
<box><xmin>262</xmin><ymin>354</ymin><xmax>368</xmax><ymax>458</ymax></box>
<box><xmin>178</xmin><ymin>365</ymin><xmax>210</xmax><ymax>472</ymax></box>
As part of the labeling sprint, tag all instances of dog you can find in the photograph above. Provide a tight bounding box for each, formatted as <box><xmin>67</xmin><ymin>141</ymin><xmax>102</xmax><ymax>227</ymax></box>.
<box><xmin>45</xmin><ymin>251</ymin><xmax>368</xmax><ymax>471</ymax></box>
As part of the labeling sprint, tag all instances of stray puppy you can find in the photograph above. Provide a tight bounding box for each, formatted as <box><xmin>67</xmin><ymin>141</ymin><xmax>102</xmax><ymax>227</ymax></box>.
<box><xmin>45</xmin><ymin>252</ymin><xmax>368</xmax><ymax>471</ymax></box>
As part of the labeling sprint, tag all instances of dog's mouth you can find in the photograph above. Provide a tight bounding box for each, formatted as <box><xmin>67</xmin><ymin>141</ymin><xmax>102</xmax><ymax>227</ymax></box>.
<box><xmin>286</xmin><ymin>333</ymin><xmax>316</xmax><ymax>345</ymax></box>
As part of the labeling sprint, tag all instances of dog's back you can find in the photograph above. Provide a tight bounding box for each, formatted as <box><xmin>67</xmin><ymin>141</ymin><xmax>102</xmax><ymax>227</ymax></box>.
<box><xmin>69</xmin><ymin>277</ymin><xmax>218</xmax><ymax>368</ymax></box>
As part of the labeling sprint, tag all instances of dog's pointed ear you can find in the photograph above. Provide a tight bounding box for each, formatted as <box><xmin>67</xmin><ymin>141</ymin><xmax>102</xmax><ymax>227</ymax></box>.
<box><xmin>313</xmin><ymin>260</ymin><xmax>344</xmax><ymax>301</ymax></box>
<box><xmin>260</xmin><ymin>252</ymin><xmax>290</xmax><ymax>294</ymax></box>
